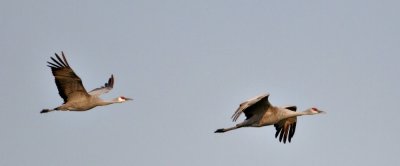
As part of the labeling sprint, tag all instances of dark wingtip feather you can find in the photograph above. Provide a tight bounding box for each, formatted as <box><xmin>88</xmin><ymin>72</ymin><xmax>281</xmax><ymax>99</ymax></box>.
<box><xmin>288</xmin><ymin>123</ymin><xmax>296</xmax><ymax>143</ymax></box>
<box><xmin>48</xmin><ymin>52</ymin><xmax>70</xmax><ymax>68</ymax></box>
<box><xmin>288</xmin><ymin>126</ymin><xmax>293</xmax><ymax>143</ymax></box>
<box><xmin>275</xmin><ymin>128</ymin><xmax>280</xmax><ymax>138</ymax></box>
<box><xmin>47</xmin><ymin>65</ymin><xmax>57</xmax><ymax>68</ymax></box>
<box><xmin>102</xmin><ymin>75</ymin><xmax>114</xmax><ymax>89</ymax></box>
<box><xmin>50</xmin><ymin>56</ymin><xmax>64</xmax><ymax>67</ymax></box>
<box><xmin>55</xmin><ymin>53</ymin><xmax>67</xmax><ymax>66</ymax></box>
<box><xmin>47</xmin><ymin>61</ymin><xmax>61</xmax><ymax>68</ymax></box>
<box><xmin>61</xmin><ymin>51</ymin><xmax>70</xmax><ymax>66</ymax></box>
<box><xmin>279</xmin><ymin>128</ymin><xmax>284</xmax><ymax>142</ymax></box>
<box><xmin>283</xmin><ymin>129</ymin><xmax>288</xmax><ymax>143</ymax></box>
<box><xmin>109</xmin><ymin>74</ymin><xmax>114</xmax><ymax>88</ymax></box>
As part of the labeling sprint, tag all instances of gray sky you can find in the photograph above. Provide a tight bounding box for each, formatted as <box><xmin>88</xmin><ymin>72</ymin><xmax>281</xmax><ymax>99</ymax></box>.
<box><xmin>1</xmin><ymin>0</ymin><xmax>399</xmax><ymax>165</ymax></box>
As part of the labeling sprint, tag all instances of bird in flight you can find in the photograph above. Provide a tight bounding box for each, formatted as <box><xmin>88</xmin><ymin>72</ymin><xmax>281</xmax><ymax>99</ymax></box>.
<box><xmin>41</xmin><ymin>52</ymin><xmax>132</xmax><ymax>113</ymax></box>
<box><xmin>215</xmin><ymin>93</ymin><xmax>325</xmax><ymax>143</ymax></box>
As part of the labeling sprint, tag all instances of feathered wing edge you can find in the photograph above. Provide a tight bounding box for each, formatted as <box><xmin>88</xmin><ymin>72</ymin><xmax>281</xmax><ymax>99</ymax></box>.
<box><xmin>231</xmin><ymin>93</ymin><xmax>270</xmax><ymax>122</ymax></box>
<box><xmin>88</xmin><ymin>75</ymin><xmax>114</xmax><ymax>96</ymax></box>
<box><xmin>46</xmin><ymin>52</ymin><xmax>88</xmax><ymax>103</ymax></box>
<box><xmin>274</xmin><ymin>106</ymin><xmax>297</xmax><ymax>143</ymax></box>
<box><xmin>47</xmin><ymin>52</ymin><xmax>70</xmax><ymax>68</ymax></box>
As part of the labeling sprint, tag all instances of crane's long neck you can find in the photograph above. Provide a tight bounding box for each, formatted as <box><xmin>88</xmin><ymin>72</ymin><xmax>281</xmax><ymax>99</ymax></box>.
<box><xmin>281</xmin><ymin>109</ymin><xmax>312</xmax><ymax>119</ymax></box>
<box><xmin>97</xmin><ymin>97</ymin><xmax>121</xmax><ymax>106</ymax></box>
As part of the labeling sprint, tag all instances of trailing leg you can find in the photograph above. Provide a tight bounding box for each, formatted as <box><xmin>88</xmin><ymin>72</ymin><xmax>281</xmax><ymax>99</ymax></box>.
<box><xmin>214</xmin><ymin>125</ymin><xmax>242</xmax><ymax>133</ymax></box>
<box><xmin>40</xmin><ymin>106</ymin><xmax>63</xmax><ymax>114</ymax></box>
<box><xmin>40</xmin><ymin>109</ymin><xmax>55</xmax><ymax>113</ymax></box>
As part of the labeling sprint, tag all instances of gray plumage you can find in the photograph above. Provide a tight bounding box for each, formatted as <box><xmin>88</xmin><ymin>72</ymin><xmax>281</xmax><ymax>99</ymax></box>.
<box><xmin>41</xmin><ymin>52</ymin><xmax>132</xmax><ymax>113</ymax></box>
<box><xmin>215</xmin><ymin>93</ymin><xmax>325</xmax><ymax>143</ymax></box>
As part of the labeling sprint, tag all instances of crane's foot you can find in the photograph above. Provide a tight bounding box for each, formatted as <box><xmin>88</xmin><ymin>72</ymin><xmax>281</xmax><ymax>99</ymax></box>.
<box><xmin>40</xmin><ymin>109</ymin><xmax>52</xmax><ymax>114</ymax></box>
<box><xmin>214</xmin><ymin>128</ymin><xmax>226</xmax><ymax>133</ymax></box>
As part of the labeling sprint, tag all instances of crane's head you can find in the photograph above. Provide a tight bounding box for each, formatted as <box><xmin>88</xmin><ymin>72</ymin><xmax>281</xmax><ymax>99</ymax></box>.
<box><xmin>117</xmin><ymin>96</ymin><xmax>133</xmax><ymax>103</ymax></box>
<box><xmin>308</xmin><ymin>107</ymin><xmax>325</xmax><ymax>114</ymax></box>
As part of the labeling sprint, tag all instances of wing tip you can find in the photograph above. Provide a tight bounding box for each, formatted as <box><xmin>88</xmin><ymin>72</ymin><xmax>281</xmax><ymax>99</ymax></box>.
<box><xmin>49</xmin><ymin>51</ymin><xmax>70</xmax><ymax>68</ymax></box>
<box><xmin>110</xmin><ymin>74</ymin><xmax>114</xmax><ymax>88</ymax></box>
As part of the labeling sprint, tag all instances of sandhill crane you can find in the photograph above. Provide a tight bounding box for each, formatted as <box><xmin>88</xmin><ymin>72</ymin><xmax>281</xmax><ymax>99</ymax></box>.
<box><xmin>214</xmin><ymin>93</ymin><xmax>325</xmax><ymax>143</ymax></box>
<box><xmin>41</xmin><ymin>52</ymin><xmax>132</xmax><ymax>113</ymax></box>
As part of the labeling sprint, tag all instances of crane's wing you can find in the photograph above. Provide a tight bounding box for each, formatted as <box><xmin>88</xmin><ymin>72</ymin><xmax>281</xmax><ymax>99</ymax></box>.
<box><xmin>231</xmin><ymin>93</ymin><xmax>270</xmax><ymax>122</ymax></box>
<box><xmin>47</xmin><ymin>52</ymin><xmax>89</xmax><ymax>103</ymax></box>
<box><xmin>88</xmin><ymin>75</ymin><xmax>114</xmax><ymax>96</ymax></box>
<box><xmin>274</xmin><ymin>106</ymin><xmax>297</xmax><ymax>143</ymax></box>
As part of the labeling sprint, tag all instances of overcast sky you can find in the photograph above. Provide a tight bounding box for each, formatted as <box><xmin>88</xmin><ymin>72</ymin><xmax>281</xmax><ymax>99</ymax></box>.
<box><xmin>1</xmin><ymin>0</ymin><xmax>399</xmax><ymax>166</ymax></box>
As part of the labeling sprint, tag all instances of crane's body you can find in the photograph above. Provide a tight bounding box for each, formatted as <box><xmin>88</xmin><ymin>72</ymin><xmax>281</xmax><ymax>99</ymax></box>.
<box><xmin>41</xmin><ymin>52</ymin><xmax>132</xmax><ymax>113</ymax></box>
<box><xmin>50</xmin><ymin>95</ymin><xmax>123</xmax><ymax>111</ymax></box>
<box><xmin>215</xmin><ymin>93</ymin><xmax>324</xmax><ymax>143</ymax></box>
<box><xmin>243</xmin><ymin>107</ymin><xmax>291</xmax><ymax>127</ymax></box>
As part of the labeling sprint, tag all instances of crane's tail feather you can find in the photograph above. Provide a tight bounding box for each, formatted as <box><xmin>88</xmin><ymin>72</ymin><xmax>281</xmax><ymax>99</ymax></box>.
<box><xmin>41</xmin><ymin>109</ymin><xmax>54</xmax><ymax>114</ymax></box>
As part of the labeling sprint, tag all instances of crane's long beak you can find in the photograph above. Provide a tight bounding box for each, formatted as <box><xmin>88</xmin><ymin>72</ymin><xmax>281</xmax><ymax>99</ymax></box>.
<box><xmin>125</xmin><ymin>97</ymin><xmax>133</xmax><ymax>101</ymax></box>
<box><xmin>318</xmin><ymin>110</ymin><xmax>326</xmax><ymax>114</ymax></box>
